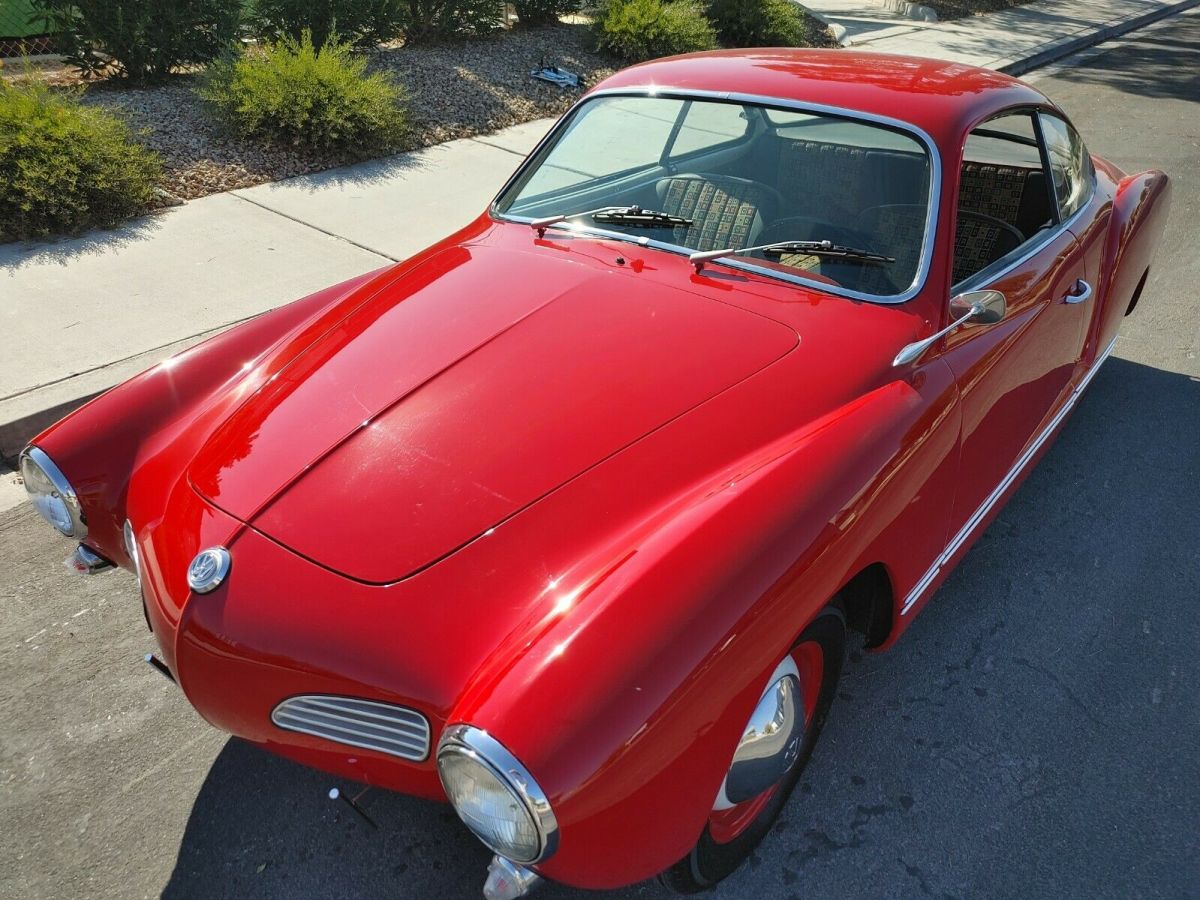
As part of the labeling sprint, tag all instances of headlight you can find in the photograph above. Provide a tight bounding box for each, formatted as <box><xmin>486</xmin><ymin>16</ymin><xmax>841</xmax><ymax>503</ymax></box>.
<box><xmin>437</xmin><ymin>725</ymin><xmax>558</xmax><ymax>864</ymax></box>
<box><xmin>19</xmin><ymin>447</ymin><xmax>86</xmax><ymax>538</ymax></box>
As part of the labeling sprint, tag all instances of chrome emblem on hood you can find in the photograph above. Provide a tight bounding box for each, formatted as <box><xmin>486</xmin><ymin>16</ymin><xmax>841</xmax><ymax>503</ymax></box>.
<box><xmin>187</xmin><ymin>547</ymin><xmax>231</xmax><ymax>594</ymax></box>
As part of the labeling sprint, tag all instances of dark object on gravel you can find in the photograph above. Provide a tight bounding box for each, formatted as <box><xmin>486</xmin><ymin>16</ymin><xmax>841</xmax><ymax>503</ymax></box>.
<box><xmin>530</xmin><ymin>63</ymin><xmax>581</xmax><ymax>88</ymax></box>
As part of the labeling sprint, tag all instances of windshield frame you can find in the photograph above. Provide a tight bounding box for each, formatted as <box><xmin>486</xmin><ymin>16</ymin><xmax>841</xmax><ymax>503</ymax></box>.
<box><xmin>490</xmin><ymin>87</ymin><xmax>944</xmax><ymax>306</ymax></box>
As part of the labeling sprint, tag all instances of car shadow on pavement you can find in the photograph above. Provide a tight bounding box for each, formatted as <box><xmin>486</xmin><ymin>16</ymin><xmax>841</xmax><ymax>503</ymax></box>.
<box><xmin>160</xmin><ymin>356</ymin><xmax>1198</xmax><ymax>900</ymax></box>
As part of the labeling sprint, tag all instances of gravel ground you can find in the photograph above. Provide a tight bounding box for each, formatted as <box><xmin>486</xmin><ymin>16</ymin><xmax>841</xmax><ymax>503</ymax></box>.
<box><xmin>73</xmin><ymin>23</ymin><xmax>616</xmax><ymax>201</ymax></box>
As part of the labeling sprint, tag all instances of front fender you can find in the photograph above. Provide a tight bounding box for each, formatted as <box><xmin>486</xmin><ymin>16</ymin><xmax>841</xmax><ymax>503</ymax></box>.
<box><xmin>450</xmin><ymin>364</ymin><xmax>959</xmax><ymax>889</ymax></box>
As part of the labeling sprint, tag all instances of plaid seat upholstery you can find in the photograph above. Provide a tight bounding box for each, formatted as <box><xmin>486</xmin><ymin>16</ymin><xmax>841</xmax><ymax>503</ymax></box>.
<box><xmin>954</xmin><ymin>164</ymin><xmax>1040</xmax><ymax>283</ymax></box>
<box><xmin>853</xmin><ymin>204</ymin><xmax>927</xmax><ymax>296</ymax></box>
<box><xmin>656</xmin><ymin>175</ymin><xmax>776</xmax><ymax>252</ymax></box>
<box><xmin>777</xmin><ymin>140</ymin><xmax>871</xmax><ymax>222</ymax></box>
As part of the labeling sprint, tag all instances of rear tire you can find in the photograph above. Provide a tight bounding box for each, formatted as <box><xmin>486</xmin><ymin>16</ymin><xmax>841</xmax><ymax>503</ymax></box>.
<box><xmin>659</xmin><ymin>606</ymin><xmax>846</xmax><ymax>894</ymax></box>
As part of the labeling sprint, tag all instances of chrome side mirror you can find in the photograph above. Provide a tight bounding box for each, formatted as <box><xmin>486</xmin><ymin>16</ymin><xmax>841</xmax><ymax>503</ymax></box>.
<box><xmin>894</xmin><ymin>290</ymin><xmax>1007</xmax><ymax>367</ymax></box>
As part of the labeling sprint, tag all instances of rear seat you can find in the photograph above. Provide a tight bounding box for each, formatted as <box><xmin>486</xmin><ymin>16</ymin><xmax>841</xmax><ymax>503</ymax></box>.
<box><xmin>774</xmin><ymin>139</ymin><xmax>930</xmax><ymax>221</ymax></box>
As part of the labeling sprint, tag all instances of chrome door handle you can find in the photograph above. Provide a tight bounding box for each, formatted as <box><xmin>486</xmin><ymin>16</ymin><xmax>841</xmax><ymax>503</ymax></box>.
<box><xmin>1064</xmin><ymin>279</ymin><xmax>1093</xmax><ymax>304</ymax></box>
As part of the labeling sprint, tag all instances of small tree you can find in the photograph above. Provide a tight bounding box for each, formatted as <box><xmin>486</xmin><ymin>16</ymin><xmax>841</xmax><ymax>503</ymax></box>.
<box><xmin>249</xmin><ymin>0</ymin><xmax>407</xmax><ymax>49</ymax></box>
<box><xmin>514</xmin><ymin>0</ymin><xmax>583</xmax><ymax>26</ymax></box>
<box><xmin>396</xmin><ymin>0</ymin><xmax>503</xmax><ymax>44</ymax></box>
<box><xmin>32</xmin><ymin>0</ymin><xmax>241</xmax><ymax>82</ymax></box>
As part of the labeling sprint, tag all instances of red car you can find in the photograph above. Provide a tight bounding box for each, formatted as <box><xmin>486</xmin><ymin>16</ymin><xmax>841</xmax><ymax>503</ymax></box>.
<box><xmin>20</xmin><ymin>50</ymin><xmax>1169</xmax><ymax>898</ymax></box>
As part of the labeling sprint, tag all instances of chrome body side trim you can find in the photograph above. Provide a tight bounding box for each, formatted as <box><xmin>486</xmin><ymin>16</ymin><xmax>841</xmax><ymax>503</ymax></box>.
<box><xmin>901</xmin><ymin>336</ymin><xmax>1118</xmax><ymax>616</ymax></box>
<box><xmin>271</xmin><ymin>695</ymin><xmax>432</xmax><ymax>762</ymax></box>
<box><xmin>490</xmin><ymin>86</ymin><xmax>944</xmax><ymax>306</ymax></box>
<box><xmin>438</xmin><ymin>724</ymin><xmax>560</xmax><ymax>864</ymax></box>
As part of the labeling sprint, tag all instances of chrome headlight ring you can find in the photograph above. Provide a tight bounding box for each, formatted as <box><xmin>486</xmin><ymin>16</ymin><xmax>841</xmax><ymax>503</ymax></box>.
<box><xmin>437</xmin><ymin>725</ymin><xmax>559</xmax><ymax>865</ymax></box>
<box><xmin>19</xmin><ymin>446</ymin><xmax>86</xmax><ymax>539</ymax></box>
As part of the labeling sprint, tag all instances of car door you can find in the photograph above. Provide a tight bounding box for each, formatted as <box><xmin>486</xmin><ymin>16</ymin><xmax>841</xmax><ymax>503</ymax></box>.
<box><xmin>938</xmin><ymin>109</ymin><xmax>1093</xmax><ymax>534</ymax></box>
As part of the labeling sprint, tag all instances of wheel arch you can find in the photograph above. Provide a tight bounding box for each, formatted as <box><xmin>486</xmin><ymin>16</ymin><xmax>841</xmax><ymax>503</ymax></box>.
<box><xmin>835</xmin><ymin>562</ymin><xmax>895</xmax><ymax>649</ymax></box>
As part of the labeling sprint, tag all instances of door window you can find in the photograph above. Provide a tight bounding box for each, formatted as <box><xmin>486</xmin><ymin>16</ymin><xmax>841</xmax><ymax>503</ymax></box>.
<box><xmin>953</xmin><ymin>112</ymin><xmax>1057</xmax><ymax>286</ymax></box>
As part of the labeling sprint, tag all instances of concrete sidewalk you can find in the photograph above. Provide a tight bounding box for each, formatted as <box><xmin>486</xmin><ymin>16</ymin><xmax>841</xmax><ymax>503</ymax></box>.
<box><xmin>1</xmin><ymin>0</ymin><xmax>1196</xmax><ymax>458</ymax></box>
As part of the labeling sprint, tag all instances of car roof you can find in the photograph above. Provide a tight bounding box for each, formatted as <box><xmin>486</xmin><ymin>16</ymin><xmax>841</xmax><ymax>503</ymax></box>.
<box><xmin>590</xmin><ymin>49</ymin><xmax>1054</xmax><ymax>148</ymax></box>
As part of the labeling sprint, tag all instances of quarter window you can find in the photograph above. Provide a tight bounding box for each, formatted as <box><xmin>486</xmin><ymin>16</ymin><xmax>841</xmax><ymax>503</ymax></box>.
<box><xmin>1039</xmin><ymin>113</ymin><xmax>1094</xmax><ymax>221</ymax></box>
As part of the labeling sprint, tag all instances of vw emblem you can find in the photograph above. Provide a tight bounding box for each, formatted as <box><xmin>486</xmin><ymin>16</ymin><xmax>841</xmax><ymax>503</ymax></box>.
<box><xmin>187</xmin><ymin>547</ymin><xmax>231</xmax><ymax>594</ymax></box>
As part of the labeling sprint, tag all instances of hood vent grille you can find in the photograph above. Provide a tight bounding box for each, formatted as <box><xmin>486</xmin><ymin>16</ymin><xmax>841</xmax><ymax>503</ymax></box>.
<box><xmin>271</xmin><ymin>695</ymin><xmax>430</xmax><ymax>761</ymax></box>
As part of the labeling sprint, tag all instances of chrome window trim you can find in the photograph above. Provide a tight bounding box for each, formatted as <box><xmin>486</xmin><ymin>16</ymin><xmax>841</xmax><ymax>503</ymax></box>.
<box><xmin>20</xmin><ymin>445</ymin><xmax>87</xmax><ymax>538</ymax></box>
<box><xmin>490</xmin><ymin>87</ymin><xmax>944</xmax><ymax>306</ymax></box>
<box><xmin>901</xmin><ymin>335</ymin><xmax>1118</xmax><ymax>616</ymax></box>
<box><xmin>438</xmin><ymin>724</ymin><xmax>560</xmax><ymax>864</ymax></box>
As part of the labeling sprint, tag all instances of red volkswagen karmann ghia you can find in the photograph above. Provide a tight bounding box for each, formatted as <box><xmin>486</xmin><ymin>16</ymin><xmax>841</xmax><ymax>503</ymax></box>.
<box><xmin>20</xmin><ymin>50</ymin><xmax>1170</xmax><ymax>898</ymax></box>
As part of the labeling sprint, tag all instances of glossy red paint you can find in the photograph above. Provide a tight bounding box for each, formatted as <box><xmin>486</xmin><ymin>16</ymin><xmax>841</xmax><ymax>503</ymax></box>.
<box><xmin>25</xmin><ymin>49</ymin><xmax>1171</xmax><ymax>891</ymax></box>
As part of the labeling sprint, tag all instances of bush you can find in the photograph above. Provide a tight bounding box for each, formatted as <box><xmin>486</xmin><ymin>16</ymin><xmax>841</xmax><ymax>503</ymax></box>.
<box><xmin>595</xmin><ymin>0</ymin><xmax>717</xmax><ymax>62</ymax></box>
<box><xmin>513</xmin><ymin>0</ymin><xmax>583</xmax><ymax>26</ymax></box>
<box><xmin>31</xmin><ymin>0</ymin><xmax>241</xmax><ymax>82</ymax></box>
<box><xmin>706</xmin><ymin>0</ymin><xmax>824</xmax><ymax>47</ymax></box>
<box><xmin>198</xmin><ymin>33</ymin><xmax>410</xmax><ymax>157</ymax></box>
<box><xmin>396</xmin><ymin>0</ymin><xmax>503</xmax><ymax>44</ymax></box>
<box><xmin>0</xmin><ymin>79</ymin><xmax>161</xmax><ymax>241</ymax></box>
<box><xmin>249</xmin><ymin>0</ymin><xmax>406</xmax><ymax>49</ymax></box>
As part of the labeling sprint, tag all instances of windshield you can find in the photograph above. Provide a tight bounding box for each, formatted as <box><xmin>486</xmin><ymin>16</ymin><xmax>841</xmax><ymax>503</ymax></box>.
<box><xmin>494</xmin><ymin>94</ymin><xmax>935</xmax><ymax>299</ymax></box>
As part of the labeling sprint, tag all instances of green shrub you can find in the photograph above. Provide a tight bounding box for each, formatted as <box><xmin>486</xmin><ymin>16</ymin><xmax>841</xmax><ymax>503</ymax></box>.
<box><xmin>249</xmin><ymin>0</ymin><xmax>406</xmax><ymax>48</ymax></box>
<box><xmin>514</xmin><ymin>0</ymin><xmax>583</xmax><ymax>26</ymax></box>
<box><xmin>396</xmin><ymin>0</ymin><xmax>503</xmax><ymax>44</ymax></box>
<box><xmin>0</xmin><ymin>79</ymin><xmax>161</xmax><ymax>241</ymax></box>
<box><xmin>706</xmin><ymin>0</ymin><xmax>828</xmax><ymax>46</ymax></box>
<box><xmin>198</xmin><ymin>33</ymin><xmax>410</xmax><ymax>157</ymax></box>
<box><xmin>595</xmin><ymin>0</ymin><xmax>717</xmax><ymax>62</ymax></box>
<box><xmin>31</xmin><ymin>0</ymin><xmax>241</xmax><ymax>82</ymax></box>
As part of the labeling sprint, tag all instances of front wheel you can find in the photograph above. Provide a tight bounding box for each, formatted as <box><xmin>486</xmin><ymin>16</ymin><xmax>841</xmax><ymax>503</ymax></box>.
<box><xmin>659</xmin><ymin>606</ymin><xmax>846</xmax><ymax>893</ymax></box>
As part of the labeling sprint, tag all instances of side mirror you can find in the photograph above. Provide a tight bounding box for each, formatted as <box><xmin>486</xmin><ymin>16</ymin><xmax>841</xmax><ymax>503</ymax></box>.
<box><xmin>950</xmin><ymin>289</ymin><xmax>1007</xmax><ymax>325</ymax></box>
<box><xmin>894</xmin><ymin>290</ymin><xmax>1007</xmax><ymax>367</ymax></box>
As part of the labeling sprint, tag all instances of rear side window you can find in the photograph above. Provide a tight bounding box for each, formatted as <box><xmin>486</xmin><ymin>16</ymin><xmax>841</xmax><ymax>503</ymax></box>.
<box><xmin>1039</xmin><ymin>113</ymin><xmax>1094</xmax><ymax>221</ymax></box>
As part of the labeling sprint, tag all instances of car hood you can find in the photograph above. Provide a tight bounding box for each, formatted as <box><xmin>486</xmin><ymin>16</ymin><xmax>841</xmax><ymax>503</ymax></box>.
<box><xmin>189</xmin><ymin>243</ymin><xmax>798</xmax><ymax>584</ymax></box>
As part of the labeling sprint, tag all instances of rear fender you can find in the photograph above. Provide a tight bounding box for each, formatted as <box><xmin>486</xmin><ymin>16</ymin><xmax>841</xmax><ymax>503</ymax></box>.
<box><xmin>1093</xmin><ymin>170</ymin><xmax>1171</xmax><ymax>356</ymax></box>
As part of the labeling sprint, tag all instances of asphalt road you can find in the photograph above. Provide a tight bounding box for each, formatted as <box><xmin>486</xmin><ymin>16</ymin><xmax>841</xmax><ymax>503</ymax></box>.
<box><xmin>3</xmin><ymin>17</ymin><xmax>1199</xmax><ymax>900</ymax></box>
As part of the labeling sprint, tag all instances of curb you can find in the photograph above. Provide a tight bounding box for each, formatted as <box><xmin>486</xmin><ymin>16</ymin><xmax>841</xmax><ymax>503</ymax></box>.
<box><xmin>997</xmin><ymin>0</ymin><xmax>1200</xmax><ymax>75</ymax></box>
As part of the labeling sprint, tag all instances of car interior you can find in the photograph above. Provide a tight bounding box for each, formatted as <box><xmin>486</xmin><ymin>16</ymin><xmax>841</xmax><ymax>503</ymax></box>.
<box><xmin>498</xmin><ymin>98</ymin><xmax>1062</xmax><ymax>299</ymax></box>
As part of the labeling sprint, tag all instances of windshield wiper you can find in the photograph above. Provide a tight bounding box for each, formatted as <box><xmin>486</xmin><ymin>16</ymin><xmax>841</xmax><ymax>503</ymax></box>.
<box><xmin>690</xmin><ymin>239</ymin><xmax>895</xmax><ymax>272</ymax></box>
<box><xmin>531</xmin><ymin>205</ymin><xmax>693</xmax><ymax>236</ymax></box>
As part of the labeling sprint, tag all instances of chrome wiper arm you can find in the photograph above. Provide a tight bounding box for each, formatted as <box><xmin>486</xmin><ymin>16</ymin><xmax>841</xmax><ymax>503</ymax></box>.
<box><xmin>531</xmin><ymin>205</ymin><xmax>692</xmax><ymax>236</ymax></box>
<box><xmin>691</xmin><ymin>239</ymin><xmax>895</xmax><ymax>272</ymax></box>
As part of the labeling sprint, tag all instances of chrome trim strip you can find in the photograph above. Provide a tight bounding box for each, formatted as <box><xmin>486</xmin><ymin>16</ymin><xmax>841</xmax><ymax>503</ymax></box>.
<box><xmin>21</xmin><ymin>445</ymin><xmax>87</xmax><ymax>538</ymax></box>
<box><xmin>490</xmin><ymin>86</ymin><xmax>943</xmax><ymax>306</ymax></box>
<box><xmin>271</xmin><ymin>695</ymin><xmax>431</xmax><ymax>762</ymax></box>
<box><xmin>438</xmin><ymin>724</ymin><xmax>560</xmax><ymax>865</ymax></box>
<box><xmin>901</xmin><ymin>336</ymin><xmax>1118</xmax><ymax>615</ymax></box>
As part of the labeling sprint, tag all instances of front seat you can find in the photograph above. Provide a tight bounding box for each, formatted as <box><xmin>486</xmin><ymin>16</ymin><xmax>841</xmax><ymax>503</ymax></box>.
<box><xmin>655</xmin><ymin>174</ymin><xmax>781</xmax><ymax>253</ymax></box>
